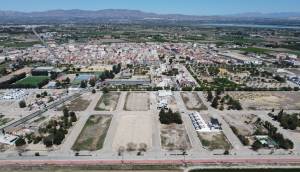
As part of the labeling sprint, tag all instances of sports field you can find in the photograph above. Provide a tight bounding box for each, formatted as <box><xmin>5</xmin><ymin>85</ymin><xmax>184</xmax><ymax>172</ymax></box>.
<box><xmin>15</xmin><ymin>76</ymin><xmax>49</xmax><ymax>87</ymax></box>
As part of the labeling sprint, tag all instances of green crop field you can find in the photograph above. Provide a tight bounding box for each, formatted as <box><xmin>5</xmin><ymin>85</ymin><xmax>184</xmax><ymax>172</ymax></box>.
<box><xmin>15</xmin><ymin>76</ymin><xmax>49</xmax><ymax>87</ymax></box>
<box><xmin>239</xmin><ymin>47</ymin><xmax>270</xmax><ymax>54</ymax></box>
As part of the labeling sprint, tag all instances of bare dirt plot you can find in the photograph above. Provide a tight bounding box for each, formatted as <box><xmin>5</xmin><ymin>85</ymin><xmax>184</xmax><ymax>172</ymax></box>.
<box><xmin>198</xmin><ymin>132</ymin><xmax>232</xmax><ymax>150</ymax></box>
<box><xmin>124</xmin><ymin>92</ymin><xmax>149</xmax><ymax>111</ymax></box>
<box><xmin>112</xmin><ymin>113</ymin><xmax>152</xmax><ymax>151</ymax></box>
<box><xmin>57</xmin><ymin>96</ymin><xmax>91</xmax><ymax>111</ymax></box>
<box><xmin>160</xmin><ymin>124</ymin><xmax>191</xmax><ymax>151</ymax></box>
<box><xmin>228</xmin><ymin>92</ymin><xmax>300</xmax><ymax>110</ymax></box>
<box><xmin>180</xmin><ymin>92</ymin><xmax>207</xmax><ymax>110</ymax></box>
<box><xmin>223</xmin><ymin>113</ymin><xmax>258</xmax><ymax>136</ymax></box>
<box><xmin>223</xmin><ymin>113</ymin><xmax>266</xmax><ymax>146</ymax></box>
<box><xmin>95</xmin><ymin>92</ymin><xmax>120</xmax><ymax>111</ymax></box>
<box><xmin>72</xmin><ymin>115</ymin><xmax>112</xmax><ymax>151</ymax></box>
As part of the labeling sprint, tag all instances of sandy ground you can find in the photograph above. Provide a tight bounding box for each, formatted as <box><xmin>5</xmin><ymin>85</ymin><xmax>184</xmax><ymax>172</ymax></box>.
<box><xmin>124</xmin><ymin>92</ymin><xmax>149</xmax><ymax>111</ymax></box>
<box><xmin>198</xmin><ymin>132</ymin><xmax>232</xmax><ymax>150</ymax></box>
<box><xmin>0</xmin><ymin>89</ymin><xmax>64</xmax><ymax>121</ymax></box>
<box><xmin>112</xmin><ymin>113</ymin><xmax>152</xmax><ymax>151</ymax></box>
<box><xmin>57</xmin><ymin>94</ymin><xmax>92</xmax><ymax>111</ymax></box>
<box><xmin>160</xmin><ymin>124</ymin><xmax>191</xmax><ymax>151</ymax></box>
<box><xmin>223</xmin><ymin>113</ymin><xmax>258</xmax><ymax>136</ymax></box>
<box><xmin>181</xmin><ymin>92</ymin><xmax>207</xmax><ymax>110</ymax></box>
<box><xmin>229</xmin><ymin>92</ymin><xmax>300</xmax><ymax>110</ymax></box>
<box><xmin>168</xmin><ymin>96</ymin><xmax>179</xmax><ymax>112</ymax></box>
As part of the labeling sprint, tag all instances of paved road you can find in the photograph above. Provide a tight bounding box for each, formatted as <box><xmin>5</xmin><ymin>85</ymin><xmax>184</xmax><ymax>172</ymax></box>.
<box><xmin>32</xmin><ymin>27</ymin><xmax>59</xmax><ymax>59</ymax></box>
<box><xmin>1</xmin><ymin>157</ymin><xmax>300</xmax><ymax>166</ymax></box>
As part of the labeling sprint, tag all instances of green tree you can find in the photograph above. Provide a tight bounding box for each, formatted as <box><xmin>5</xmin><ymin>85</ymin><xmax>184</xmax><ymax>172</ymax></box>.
<box><xmin>102</xmin><ymin>87</ymin><xmax>109</xmax><ymax>94</ymax></box>
<box><xmin>53</xmin><ymin>130</ymin><xmax>65</xmax><ymax>145</ymax></box>
<box><xmin>65</xmin><ymin>77</ymin><xmax>70</xmax><ymax>84</ymax></box>
<box><xmin>89</xmin><ymin>78</ymin><xmax>96</xmax><ymax>87</ymax></box>
<box><xmin>19</xmin><ymin>100</ymin><xmax>26</xmax><ymax>108</ymax></box>
<box><xmin>211</xmin><ymin>97</ymin><xmax>219</xmax><ymax>109</ymax></box>
<box><xmin>15</xmin><ymin>137</ymin><xmax>26</xmax><ymax>147</ymax></box>
<box><xmin>63</xmin><ymin>108</ymin><xmax>69</xmax><ymax>118</ymax></box>
<box><xmin>70</xmin><ymin>112</ymin><xmax>77</xmax><ymax>122</ymax></box>
<box><xmin>43</xmin><ymin>136</ymin><xmax>53</xmax><ymax>147</ymax></box>
<box><xmin>80</xmin><ymin>80</ymin><xmax>87</xmax><ymax>88</ymax></box>
<box><xmin>207</xmin><ymin>91</ymin><xmax>213</xmax><ymax>102</ymax></box>
<box><xmin>252</xmin><ymin>140</ymin><xmax>263</xmax><ymax>151</ymax></box>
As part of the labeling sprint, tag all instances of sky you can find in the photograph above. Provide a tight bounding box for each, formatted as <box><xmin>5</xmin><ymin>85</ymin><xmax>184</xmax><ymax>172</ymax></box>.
<box><xmin>0</xmin><ymin>0</ymin><xmax>300</xmax><ymax>15</ymax></box>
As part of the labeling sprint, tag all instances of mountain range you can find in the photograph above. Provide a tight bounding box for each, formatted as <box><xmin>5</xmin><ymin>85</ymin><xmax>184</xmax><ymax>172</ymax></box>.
<box><xmin>1</xmin><ymin>9</ymin><xmax>300</xmax><ymax>24</ymax></box>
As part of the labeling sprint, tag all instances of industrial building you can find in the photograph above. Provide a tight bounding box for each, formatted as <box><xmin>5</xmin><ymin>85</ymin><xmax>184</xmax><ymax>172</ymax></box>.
<box><xmin>105</xmin><ymin>78</ymin><xmax>151</xmax><ymax>86</ymax></box>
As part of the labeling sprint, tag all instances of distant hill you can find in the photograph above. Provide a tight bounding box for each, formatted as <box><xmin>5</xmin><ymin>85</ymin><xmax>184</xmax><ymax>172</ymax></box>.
<box><xmin>0</xmin><ymin>9</ymin><xmax>300</xmax><ymax>24</ymax></box>
<box><xmin>229</xmin><ymin>12</ymin><xmax>300</xmax><ymax>20</ymax></box>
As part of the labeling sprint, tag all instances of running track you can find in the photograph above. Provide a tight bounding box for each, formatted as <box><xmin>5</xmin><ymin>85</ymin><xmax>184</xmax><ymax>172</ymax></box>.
<box><xmin>1</xmin><ymin>158</ymin><xmax>300</xmax><ymax>166</ymax></box>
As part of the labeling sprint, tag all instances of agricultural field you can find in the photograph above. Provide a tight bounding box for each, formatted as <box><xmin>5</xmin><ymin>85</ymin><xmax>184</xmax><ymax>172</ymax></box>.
<box><xmin>95</xmin><ymin>92</ymin><xmax>120</xmax><ymax>111</ymax></box>
<box><xmin>228</xmin><ymin>92</ymin><xmax>300</xmax><ymax>110</ymax></box>
<box><xmin>160</xmin><ymin>124</ymin><xmax>191</xmax><ymax>151</ymax></box>
<box><xmin>124</xmin><ymin>92</ymin><xmax>149</xmax><ymax>111</ymax></box>
<box><xmin>238</xmin><ymin>47</ymin><xmax>271</xmax><ymax>54</ymax></box>
<box><xmin>72</xmin><ymin>115</ymin><xmax>112</xmax><ymax>151</ymax></box>
<box><xmin>15</xmin><ymin>76</ymin><xmax>49</xmax><ymax>88</ymax></box>
<box><xmin>198</xmin><ymin>132</ymin><xmax>231</xmax><ymax>151</ymax></box>
<box><xmin>181</xmin><ymin>92</ymin><xmax>207</xmax><ymax>111</ymax></box>
<box><xmin>112</xmin><ymin>113</ymin><xmax>152</xmax><ymax>151</ymax></box>
<box><xmin>57</xmin><ymin>96</ymin><xmax>91</xmax><ymax>111</ymax></box>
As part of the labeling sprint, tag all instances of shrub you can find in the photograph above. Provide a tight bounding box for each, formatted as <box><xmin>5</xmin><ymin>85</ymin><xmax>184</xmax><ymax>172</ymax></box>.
<box><xmin>127</xmin><ymin>142</ymin><xmax>137</xmax><ymax>151</ymax></box>
<box><xmin>19</xmin><ymin>100</ymin><xmax>26</xmax><ymax>108</ymax></box>
<box><xmin>70</xmin><ymin>112</ymin><xmax>77</xmax><ymax>122</ymax></box>
<box><xmin>159</xmin><ymin>109</ymin><xmax>182</xmax><ymax>124</ymax></box>
<box><xmin>252</xmin><ymin>140</ymin><xmax>263</xmax><ymax>151</ymax></box>
<box><xmin>43</xmin><ymin>136</ymin><xmax>53</xmax><ymax>147</ymax></box>
<box><xmin>15</xmin><ymin>137</ymin><xmax>26</xmax><ymax>147</ymax></box>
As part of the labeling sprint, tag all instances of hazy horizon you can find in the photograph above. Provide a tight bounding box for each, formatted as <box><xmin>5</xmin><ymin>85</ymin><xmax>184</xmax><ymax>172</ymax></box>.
<box><xmin>0</xmin><ymin>0</ymin><xmax>300</xmax><ymax>16</ymax></box>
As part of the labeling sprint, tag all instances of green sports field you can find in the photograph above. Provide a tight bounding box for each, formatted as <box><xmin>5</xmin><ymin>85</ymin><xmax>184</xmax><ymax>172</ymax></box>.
<box><xmin>15</xmin><ymin>76</ymin><xmax>49</xmax><ymax>87</ymax></box>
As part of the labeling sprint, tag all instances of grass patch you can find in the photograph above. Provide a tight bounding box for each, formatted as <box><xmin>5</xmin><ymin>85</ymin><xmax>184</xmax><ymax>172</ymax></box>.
<box><xmin>0</xmin><ymin>41</ymin><xmax>41</xmax><ymax>48</ymax></box>
<box><xmin>200</xmin><ymin>78</ymin><xmax>242</xmax><ymax>91</ymax></box>
<box><xmin>0</xmin><ymin>115</ymin><xmax>13</xmax><ymax>127</ymax></box>
<box><xmin>190</xmin><ymin>169</ymin><xmax>300</xmax><ymax>172</ymax></box>
<box><xmin>15</xmin><ymin>76</ymin><xmax>49</xmax><ymax>88</ymax></box>
<box><xmin>72</xmin><ymin>115</ymin><xmax>112</xmax><ymax>151</ymax></box>
<box><xmin>239</xmin><ymin>47</ymin><xmax>270</xmax><ymax>54</ymax></box>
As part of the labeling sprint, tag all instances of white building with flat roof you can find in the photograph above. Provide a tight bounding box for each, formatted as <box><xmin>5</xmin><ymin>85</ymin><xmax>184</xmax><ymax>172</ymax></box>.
<box><xmin>189</xmin><ymin>112</ymin><xmax>211</xmax><ymax>132</ymax></box>
<box><xmin>0</xmin><ymin>133</ymin><xmax>18</xmax><ymax>145</ymax></box>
